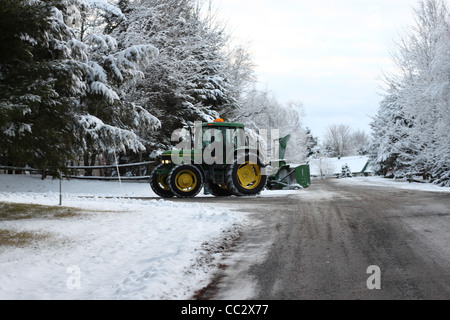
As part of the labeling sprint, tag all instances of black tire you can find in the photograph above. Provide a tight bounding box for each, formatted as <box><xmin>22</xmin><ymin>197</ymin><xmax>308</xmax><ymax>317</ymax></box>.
<box><xmin>168</xmin><ymin>165</ymin><xmax>204</xmax><ymax>198</ymax></box>
<box><xmin>225</xmin><ymin>154</ymin><xmax>267</xmax><ymax>196</ymax></box>
<box><xmin>205</xmin><ymin>180</ymin><xmax>232</xmax><ymax>197</ymax></box>
<box><xmin>150</xmin><ymin>164</ymin><xmax>174</xmax><ymax>198</ymax></box>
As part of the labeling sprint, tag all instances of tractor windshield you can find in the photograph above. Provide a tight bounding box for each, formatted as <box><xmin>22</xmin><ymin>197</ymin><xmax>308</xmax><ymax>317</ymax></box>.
<box><xmin>202</xmin><ymin>127</ymin><xmax>224</xmax><ymax>149</ymax></box>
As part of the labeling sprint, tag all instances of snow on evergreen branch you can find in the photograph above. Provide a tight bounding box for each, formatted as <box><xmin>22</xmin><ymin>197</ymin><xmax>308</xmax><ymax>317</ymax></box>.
<box><xmin>77</xmin><ymin>114</ymin><xmax>145</xmax><ymax>153</ymax></box>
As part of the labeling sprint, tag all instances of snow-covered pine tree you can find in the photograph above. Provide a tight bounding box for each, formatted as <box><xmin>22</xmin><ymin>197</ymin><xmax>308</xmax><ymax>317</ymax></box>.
<box><xmin>66</xmin><ymin>0</ymin><xmax>160</xmax><ymax>167</ymax></box>
<box><xmin>305</xmin><ymin>127</ymin><xmax>319</xmax><ymax>159</ymax></box>
<box><xmin>427</xmin><ymin>2</ymin><xmax>450</xmax><ymax>186</ymax></box>
<box><xmin>112</xmin><ymin>0</ymin><xmax>235</xmax><ymax>154</ymax></box>
<box><xmin>340</xmin><ymin>164</ymin><xmax>353</xmax><ymax>179</ymax></box>
<box><xmin>0</xmin><ymin>0</ymin><xmax>85</xmax><ymax>176</ymax></box>
<box><xmin>370</xmin><ymin>86</ymin><xmax>413</xmax><ymax>177</ymax></box>
<box><xmin>371</xmin><ymin>0</ymin><xmax>450</xmax><ymax>186</ymax></box>
<box><xmin>0</xmin><ymin>0</ymin><xmax>161</xmax><ymax>176</ymax></box>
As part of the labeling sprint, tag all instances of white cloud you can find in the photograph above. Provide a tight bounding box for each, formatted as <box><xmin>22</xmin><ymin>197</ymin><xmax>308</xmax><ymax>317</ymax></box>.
<box><xmin>214</xmin><ymin>0</ymin><xmax>419</xmax><ymax>138</ymax></box>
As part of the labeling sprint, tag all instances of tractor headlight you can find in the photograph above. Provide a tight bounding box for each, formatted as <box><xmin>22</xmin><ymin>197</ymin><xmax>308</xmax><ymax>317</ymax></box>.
<box><xmin>162</xmin><ymin>159</ymin><xmax>171</xmax><ymax>164</ymax></box>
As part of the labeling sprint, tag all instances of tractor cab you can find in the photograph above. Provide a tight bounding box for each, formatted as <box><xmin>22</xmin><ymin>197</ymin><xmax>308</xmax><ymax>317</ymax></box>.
<box><xmin>160</xmin><ymin>119</ymin><xmax>260</xmax><ymax>167</ymax></box>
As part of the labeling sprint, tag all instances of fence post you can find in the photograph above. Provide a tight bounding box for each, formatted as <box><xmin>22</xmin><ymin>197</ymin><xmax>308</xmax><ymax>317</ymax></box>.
<box><xmin>59</xmin><ymin>172</ymin><xmax>62</xmax><ymax>206</ymax></box>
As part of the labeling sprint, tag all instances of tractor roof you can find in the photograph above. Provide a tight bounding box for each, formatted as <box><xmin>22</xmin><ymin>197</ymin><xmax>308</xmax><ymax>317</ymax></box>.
<box><xmin>201</xmin><ymin>121</ymin><xmax>245</xmax><ymax>128</ymax></box>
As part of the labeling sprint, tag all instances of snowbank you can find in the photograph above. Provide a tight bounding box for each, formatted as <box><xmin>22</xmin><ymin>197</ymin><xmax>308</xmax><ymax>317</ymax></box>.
<box><xmin>0</xmin><ymin>175</ymin><xmax>245</xmax><ymax>300</ymax></box>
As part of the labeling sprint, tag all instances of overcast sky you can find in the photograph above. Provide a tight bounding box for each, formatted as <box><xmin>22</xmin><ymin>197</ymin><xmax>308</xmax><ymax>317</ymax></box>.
<box><xmin>213</xmin><ymin>0</ymin><xmax>420</xmax><ymax>139</ymax></box>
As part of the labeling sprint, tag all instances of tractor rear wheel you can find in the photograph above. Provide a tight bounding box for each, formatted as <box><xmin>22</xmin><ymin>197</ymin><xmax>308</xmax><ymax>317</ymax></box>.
<box><xmin>150</xmin><ymin>164</ymin><xmax>174</xmax><ymax>198</ymax></box>
<box><xmin>168</xmin><ymin>165</ymin><xmax>204</xmax><ymax>198</ymax></box>
<box><xmin>225</xmin><ymin>154</ymin><xmax>267</xmax><ymax>196</ymax></box>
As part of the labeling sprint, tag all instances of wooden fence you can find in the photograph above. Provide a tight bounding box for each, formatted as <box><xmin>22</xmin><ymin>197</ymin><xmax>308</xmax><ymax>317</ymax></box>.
<box><xmin>0</xmin><ymin>161</ymin><xmax>156</xmax><ymax>181</ymax></box>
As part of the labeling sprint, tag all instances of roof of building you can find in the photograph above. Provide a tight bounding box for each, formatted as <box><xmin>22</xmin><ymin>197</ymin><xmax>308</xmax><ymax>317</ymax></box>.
<box><xmin>308</xmin><ymin>156</ymin><xmax>372</xmax><ymax>176</ymax></box>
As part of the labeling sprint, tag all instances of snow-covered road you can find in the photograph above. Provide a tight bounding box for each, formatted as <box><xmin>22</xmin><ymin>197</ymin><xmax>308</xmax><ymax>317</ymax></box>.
<box><xmin>197</xmin><ymin>179</ymin><xmax>450</xmax><ymax>300</ymax></box>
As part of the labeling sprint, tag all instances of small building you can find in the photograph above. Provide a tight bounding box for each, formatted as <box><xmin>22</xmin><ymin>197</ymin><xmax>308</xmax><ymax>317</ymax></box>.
<box><xmin>309</xmin><ymin>156</ymin><xmax>372</xmax><ymax>178</ymax></box>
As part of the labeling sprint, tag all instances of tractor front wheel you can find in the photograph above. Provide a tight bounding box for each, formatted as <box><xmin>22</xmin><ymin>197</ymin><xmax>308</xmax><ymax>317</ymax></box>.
<box><xmin>168</xmin><ymin>165</ymin><xmax>204</xmax><ymax>198</ymax></box>
<box><xmin>150</xmin><ymin>164</ymin><xmax>174</xmax><ymax>198</ymax></box>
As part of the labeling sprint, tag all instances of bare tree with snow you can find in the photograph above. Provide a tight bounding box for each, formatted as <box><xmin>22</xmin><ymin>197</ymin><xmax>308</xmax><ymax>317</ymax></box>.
<box><xmin>323</xmin><ymin>124</ymin><xmax>353</xmax><ymax>158</ymax></box>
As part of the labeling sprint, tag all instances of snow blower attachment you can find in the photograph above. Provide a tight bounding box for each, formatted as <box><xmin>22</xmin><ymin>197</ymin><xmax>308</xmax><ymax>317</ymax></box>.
<box><xmin>149</xmin><ymin>121</ymin><xmax>310</xmax><ymax>198</ymax></box>
<box><xmin>266</xmin><ymin>134</ymin><xmax>311</xmax><ymax>190</ymax></box>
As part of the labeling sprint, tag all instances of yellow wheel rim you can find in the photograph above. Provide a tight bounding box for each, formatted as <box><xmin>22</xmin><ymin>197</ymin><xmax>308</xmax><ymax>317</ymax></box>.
<box><xmin>157</xmin><ymin>174</ymin><xmax>170</xmax><ymax>191</ymax></box>
<box><xmin>175</xmin><ymin>170</ymin><xmax>198</xmax><ymax>192</ymax></box>
<box><xmin>236</xmin><ymin>162</ymin><xmax>262</xmax><ymax>190</ymax></box>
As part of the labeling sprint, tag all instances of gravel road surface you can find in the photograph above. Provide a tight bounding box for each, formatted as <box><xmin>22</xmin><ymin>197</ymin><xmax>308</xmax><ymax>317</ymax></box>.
<box><xmin>193</xmin><ymin>179</ymin><xmax>450</xmax><ymax>300</ymax></box>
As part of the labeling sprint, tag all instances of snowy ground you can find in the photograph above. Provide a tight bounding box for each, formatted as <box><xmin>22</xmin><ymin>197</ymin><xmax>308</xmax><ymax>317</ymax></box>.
<box><xmin>0</xmin><ymin>175</ymin><xmax>247</xmax><ymax>300</ymax></box>
<box><xmin>0</xmin><ymin>174</ymin><xmax>448</xmax><ymax>300</ymax></box>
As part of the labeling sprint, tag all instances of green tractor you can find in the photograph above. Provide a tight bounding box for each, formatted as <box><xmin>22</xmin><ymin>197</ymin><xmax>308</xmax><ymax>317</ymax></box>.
<box><xmin>149</xmin><ymin>120</ymin><xmax>310</xmax><ymax>198</ymax></box>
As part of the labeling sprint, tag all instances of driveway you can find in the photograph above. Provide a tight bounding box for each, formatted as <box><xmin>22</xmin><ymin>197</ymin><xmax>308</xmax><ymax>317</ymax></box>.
<box><xmin>193</xmin><ymin>179</ymin><xmax>450</xmax><ymax>300</ymax></box>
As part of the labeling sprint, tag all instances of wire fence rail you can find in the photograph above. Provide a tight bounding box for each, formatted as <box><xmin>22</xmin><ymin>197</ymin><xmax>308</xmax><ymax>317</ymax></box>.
<box><xmin>0</xmin><ymin>161</ymin><xmax>156</xmax><ymax>181</ymax></box>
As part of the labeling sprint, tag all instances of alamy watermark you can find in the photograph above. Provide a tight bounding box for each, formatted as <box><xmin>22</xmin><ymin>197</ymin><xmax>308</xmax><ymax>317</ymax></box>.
<box><xmin>366</xmin><ymin>265</ymin><xmax>381</xmax><ymax>290</ymax></box>
<box><xmin>66</xmin><ymin>265</ymin><xmax>81</xmax><ymax>290</ymax></box>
